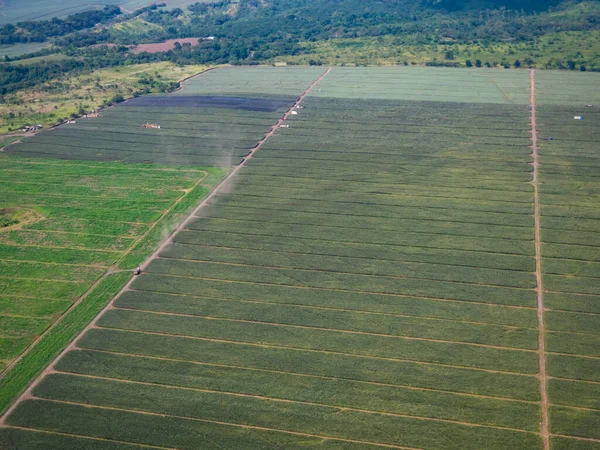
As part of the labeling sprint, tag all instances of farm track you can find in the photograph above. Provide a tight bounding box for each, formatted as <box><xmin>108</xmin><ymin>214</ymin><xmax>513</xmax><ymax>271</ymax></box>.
<box><xmin>531</xmin><ymin>70</ymin><xmax>550</xmax><ymax>450</ymax></box>
<box><xmin>0</xmin><ymin>66</ymin><xmax>333</xmax><ymax>427</ymax></box>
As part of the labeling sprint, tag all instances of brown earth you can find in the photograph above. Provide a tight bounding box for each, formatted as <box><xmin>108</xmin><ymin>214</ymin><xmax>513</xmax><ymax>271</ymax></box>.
<box><xmin>132</xmin><ymin>38</ymin><xmax>203</xmax><ymax>54</ymax></box>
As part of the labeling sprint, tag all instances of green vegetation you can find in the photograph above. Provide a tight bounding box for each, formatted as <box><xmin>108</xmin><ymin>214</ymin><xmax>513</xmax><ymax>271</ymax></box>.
<box><xmin>1</xmin><ymin>66</ymin><xmax>600</xmax><ymax>448</ymax></box>
<box><xmin>0</xmin><ymin>271</ymin><xmax>130</xmax><ymax>414</ymax></box>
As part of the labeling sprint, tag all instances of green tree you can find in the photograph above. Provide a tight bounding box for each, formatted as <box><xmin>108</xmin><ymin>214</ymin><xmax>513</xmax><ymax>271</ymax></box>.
<box><xmin>465</xmin><ymin>59</ymin><xmax>473</xmax><ymax>67</ymax></box>
<box><xmin>475</xmin><ymin>59</ymin><xmax>482</xmax><ymax>67</ymax></box>
<box><xmin>514</xmin><ymin>60</ymin><xmax>521</xmax><ymax>68</ymax></box>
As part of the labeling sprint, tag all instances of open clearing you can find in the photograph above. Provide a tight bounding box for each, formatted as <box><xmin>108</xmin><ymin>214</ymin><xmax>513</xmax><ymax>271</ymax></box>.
<box><xmin>1</xmin><ymin>66</ymin><xmax>599</xmax><ymax>449</ymax></box>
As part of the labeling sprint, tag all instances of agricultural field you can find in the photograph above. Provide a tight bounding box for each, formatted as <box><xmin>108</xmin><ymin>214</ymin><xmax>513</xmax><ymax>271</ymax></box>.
<box><xmin>0</xmin><ymin>66</ymin><xmax>599</xmax><ymax>450</ymax></box>
<box><xmin>0</xmin><ymin>156</ymin><xmax>224</xmax><ymax>374</ymax></box>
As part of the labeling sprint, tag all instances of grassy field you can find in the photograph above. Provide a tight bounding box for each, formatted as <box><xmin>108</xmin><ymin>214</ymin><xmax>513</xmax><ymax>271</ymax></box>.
<box><xmin>0</xmin><ymin>155</ymin><xmax>225</xmax><ymax>373</ymax></box>
<box><xmin>1</xmin><ymin>66</ymin><xmax>599</xmax><ymax>449</ymax></box>
<box><xmin>0</xmin><ymin>62</ymin><xmax>209</xmax><ymax>135</ymax></box>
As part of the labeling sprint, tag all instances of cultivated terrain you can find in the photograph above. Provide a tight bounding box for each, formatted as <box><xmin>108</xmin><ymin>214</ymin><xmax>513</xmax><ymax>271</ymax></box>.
<box><xmin>0</xmin><ymin>66</ymin><xmax>598</xmax><ymax>449</ymax></box>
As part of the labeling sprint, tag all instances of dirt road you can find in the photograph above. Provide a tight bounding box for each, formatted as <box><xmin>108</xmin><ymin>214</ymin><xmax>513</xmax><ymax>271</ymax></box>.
<box><xmin>530</xmin><ymin>69</ymin><xmax>550</xmax><ymax>450</ymax></box>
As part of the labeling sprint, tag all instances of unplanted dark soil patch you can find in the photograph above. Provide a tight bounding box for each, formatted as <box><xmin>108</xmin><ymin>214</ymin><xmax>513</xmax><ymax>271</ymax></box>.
<box><xmin>125</xmin><ymin>95</ymin><xmax>293</xmax><ymax>112</ymax></box>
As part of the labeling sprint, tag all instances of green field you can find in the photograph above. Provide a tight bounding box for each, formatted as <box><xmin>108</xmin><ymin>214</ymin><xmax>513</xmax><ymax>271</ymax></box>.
<box><xmin>0</xmin><ymin>156</ymin><xmax>225</xmax><ymax>373</ymax></box>
<box><xmin>0</xmin><ymin>66</ymin><xmax>599</xmax><ymax>449</ymax></box>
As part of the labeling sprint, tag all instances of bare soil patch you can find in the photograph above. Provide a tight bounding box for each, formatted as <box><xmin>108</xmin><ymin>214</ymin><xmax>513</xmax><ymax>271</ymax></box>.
<box><xmin>0</xmin><ymin>208</ymin><xmax>43</xmax><ymax>231</ymax></box>
<box><xmin>132</xmin><ymin>38</ymin><xmax>202</xmax><ymax>54</ymax></box>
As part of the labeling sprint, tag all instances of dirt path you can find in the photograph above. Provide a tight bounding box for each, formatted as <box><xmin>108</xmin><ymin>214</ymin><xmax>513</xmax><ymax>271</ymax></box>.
<box><xmin>0</xmin><ymin>66</ymin><xmax>332</xmax><ymax>426</ymax></box>
<box><xmin>530</xmin><ymin>69</ymin><xmax>550</xmax><ymax>450</ymax></box>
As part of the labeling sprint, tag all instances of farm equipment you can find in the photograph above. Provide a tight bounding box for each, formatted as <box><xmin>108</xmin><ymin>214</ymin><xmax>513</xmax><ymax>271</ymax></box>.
<box><xmin>133</xmin><ymin>267</ymin><xmax>142</xmax><ymax>275</ymax></box>
<box><xmin>574</xmin><ymin>116</ymin><xmax>584</xmax><ymax>120</ymax></box>
<box><xmin>141</xmin><ymin>123</ymin><xmax>161</xmax><ymax>129</ymax></box>
<box><xmin>544</xmin><ymin>137</ymin><xmax>553</xmax><ymax>141</ymax></box>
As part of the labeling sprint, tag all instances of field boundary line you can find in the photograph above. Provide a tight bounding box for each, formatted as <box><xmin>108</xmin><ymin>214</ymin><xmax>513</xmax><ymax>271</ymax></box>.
<box><xmin>66</xmin><ymin>348</ymin><xmax>540</xmax><ymax>404</ymax></box>
<box><xmin>547</xmin><ymin>352</ymin><xmax>600</xmax><ymax>361</ymax></box>
<box><xmin>0</xmin><ymin>66</ymin><xmax>332</xmax><ymax>425</ymax></box>
<box><xmin>122</xmin><ymin>290</ymin><xmax>537</xmax><ymax>329</ymax></box>
<box><xmin>550</xmin><ymin>434</ymin><xmax>600</xmax><ymax>444</ymax></box>
<box><xmin>544</xmin><ymin>329</ymin><xmax>600</xmax><ymax>338</ymax></box>
<box><xmin>93</xmin><ymin>326</ymin><xmax>537</xmax><ymax>377</ymax></box>
<box><xmin>111</xmin><ymin>306</ymin><xmax>538</xmax><ymax>353</ymax></box>
<box><xmin>14</xmin><ymin>398</ymin><xmax>422</xmax><ymax>450</ymax></box>
<box><xmin>46</xmin><ymin>370</ymin><xmax>539</xmax><ymax>434</ymax></box>
<box><xmin>531</xmin><ymin>69</ymin><xmax>550</xmax><ymax>450</ymax></box>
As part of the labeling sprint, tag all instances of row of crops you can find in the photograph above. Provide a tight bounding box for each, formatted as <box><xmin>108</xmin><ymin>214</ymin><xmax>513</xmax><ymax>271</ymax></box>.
<box><xmin>5</xmin><ymin>106</ymin><xmax>284</xmax><ymax>166</ymax></box>
<box><xmin>0</xmin><ymin>156</ymin><xmax>219</xmax><ymax>373</ymax></box>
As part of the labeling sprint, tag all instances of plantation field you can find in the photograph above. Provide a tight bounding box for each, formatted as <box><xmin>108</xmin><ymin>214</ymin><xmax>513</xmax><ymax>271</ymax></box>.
<box><xmin>2</xmin><ymin>66</ymin><xmax>599</xmax><ymax>450</ymax></box>
<box><xmin>6</xmin><ymin>102</ymin><xmax>288</xmax><ymax>166</ymax></box>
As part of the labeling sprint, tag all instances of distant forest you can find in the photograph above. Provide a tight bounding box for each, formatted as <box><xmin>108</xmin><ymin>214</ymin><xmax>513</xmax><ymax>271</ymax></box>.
<box><xmin>1</xmin><ymin>0</ymin><xmax>599</xmax><ymax>94</ymax></box>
